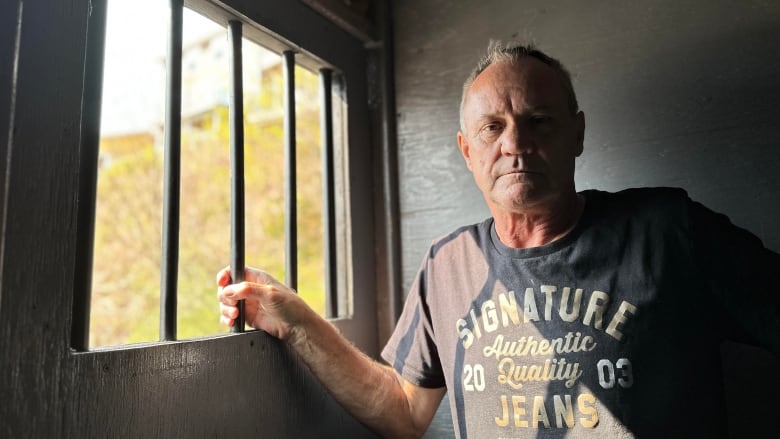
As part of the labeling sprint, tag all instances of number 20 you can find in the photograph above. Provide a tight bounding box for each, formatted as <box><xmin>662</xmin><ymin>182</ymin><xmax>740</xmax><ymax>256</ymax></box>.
<box><xmin>463</xmin><ymin>364</ymin><xmax>486</xmax><ymax>391</ymax></box>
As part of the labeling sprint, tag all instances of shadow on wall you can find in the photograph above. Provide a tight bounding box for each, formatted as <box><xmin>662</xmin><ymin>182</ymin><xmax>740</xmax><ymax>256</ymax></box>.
<box><xmin>576</xmin><ymin>18</ymin><xmax>780</xmax><ymax>251</ymax></box>
<box><xmin>569</xmin><ymin>16</ymin><xmax>780</xmax><ymax>438</ymax></box>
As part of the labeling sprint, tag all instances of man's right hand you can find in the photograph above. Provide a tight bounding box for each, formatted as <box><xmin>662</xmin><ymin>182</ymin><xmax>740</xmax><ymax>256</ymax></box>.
<box><xmin>216</xmin><ymin>267</ymin><xmax>309</xmax><ymax>342</ymax></box>
<box><xmin>216</xmin><ymin>266</ymin><xmax>446</xmax><ymax>438</ymax></box>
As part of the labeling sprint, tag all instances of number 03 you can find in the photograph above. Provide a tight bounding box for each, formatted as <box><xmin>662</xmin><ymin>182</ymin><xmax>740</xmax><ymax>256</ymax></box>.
<box><xmin>597</xmin><ymin>358</ymin><xmax>633</xmax><ymax>389</ymax></box>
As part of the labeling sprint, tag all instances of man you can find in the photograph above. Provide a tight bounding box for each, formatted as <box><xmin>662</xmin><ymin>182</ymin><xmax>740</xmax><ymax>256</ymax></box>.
<box><xmin>218</xmin><ymin>41</ymin><xmax>779</xmax><ymax>438</ymax></box>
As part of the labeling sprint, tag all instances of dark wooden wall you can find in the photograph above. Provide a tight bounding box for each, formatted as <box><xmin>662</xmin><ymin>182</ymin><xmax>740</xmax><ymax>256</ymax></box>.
<box><xmin>0</xmin><ymin>0</ymin><xmax>380</xmax><ymax>437</ymax></box>
<box><xmin>392</xmin><ymin>0</ymin><xmax>780</xmax><ymax>437</ymax></box>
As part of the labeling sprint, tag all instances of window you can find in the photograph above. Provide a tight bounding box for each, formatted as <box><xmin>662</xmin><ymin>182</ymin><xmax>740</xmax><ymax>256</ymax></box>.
<box><xmin>84</xmin><ymin>0</ymin><xmax>351</xmax><ymax>348</ymax></box>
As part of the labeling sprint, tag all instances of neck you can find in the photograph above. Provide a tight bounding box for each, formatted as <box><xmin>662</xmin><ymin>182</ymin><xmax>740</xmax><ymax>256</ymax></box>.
<box><xmin>492</xmin><ymin>191</ymin><xmax>584</xmax><ymax>249</ymax></box>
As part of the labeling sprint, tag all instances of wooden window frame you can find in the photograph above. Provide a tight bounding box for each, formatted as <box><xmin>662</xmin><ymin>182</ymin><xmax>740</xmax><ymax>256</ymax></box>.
<box><xmin>72</xmin><ymin>0</ymin><xmax>381</xmax><ymax>355</ymax></box>
<box><xmin>3</xmin><ymin>0</ymin><xmax>399</xmax><ymax>436</ymax></box>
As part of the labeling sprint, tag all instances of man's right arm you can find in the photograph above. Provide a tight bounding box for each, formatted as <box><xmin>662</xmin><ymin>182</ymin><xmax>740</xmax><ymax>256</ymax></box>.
<box><xmin>217</xmin><ymin>267</ymin><xmax>446</xmax><ymax>438</ymax></box>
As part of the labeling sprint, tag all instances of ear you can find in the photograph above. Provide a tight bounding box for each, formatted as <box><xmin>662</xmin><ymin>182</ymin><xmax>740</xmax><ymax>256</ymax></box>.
<box><xmin>574</xmin><ymin>111</ymin><xmax>585</xmax><ymax>157</ymax></box>
<box><xmin>457</xmin><ymin>131</ymin><xmax>474</xmax><ymax>171</ymax></box>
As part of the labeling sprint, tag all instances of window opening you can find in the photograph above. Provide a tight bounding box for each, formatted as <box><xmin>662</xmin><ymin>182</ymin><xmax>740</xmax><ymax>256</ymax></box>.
<box><xmin>84</xmin><ymin>0</ymin><xmax>344</xmax><ymax>348</ymax></box>
<box><xmin>87</xmin><ymin>0</ymin><xmax>167</xmax><ymax>348</ymax></box>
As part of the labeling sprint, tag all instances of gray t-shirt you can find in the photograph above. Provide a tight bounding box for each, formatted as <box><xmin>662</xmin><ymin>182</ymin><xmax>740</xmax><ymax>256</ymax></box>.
<box><xmin>382</xmin><ymin>188</ymin><xmax>779</xmax><ymax>438</ymax></box>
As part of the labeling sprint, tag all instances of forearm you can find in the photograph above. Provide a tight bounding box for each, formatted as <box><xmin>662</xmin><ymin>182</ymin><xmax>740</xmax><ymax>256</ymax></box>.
<box><xmin>217</xmin><ymin>268</ymin><xmax>435</xmax><ymax>436</ymax></box>
<box><xmin>287</xmin><ymin>309</ymin><xmax>423</xmax><ymax>438</ymax></box>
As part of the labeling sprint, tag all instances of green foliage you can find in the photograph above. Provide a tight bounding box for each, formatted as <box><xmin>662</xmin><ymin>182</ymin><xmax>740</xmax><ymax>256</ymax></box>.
<box><xmin>91</xmin><ymin>65</ymin><xmax>326</xmax><ymax>347</ymax></box>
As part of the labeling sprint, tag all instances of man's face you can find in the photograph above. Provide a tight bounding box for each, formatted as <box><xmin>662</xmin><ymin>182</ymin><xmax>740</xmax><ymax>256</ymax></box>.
<box><xmin>457</xmin><ymin>58</ymin><xmax>585</xmax><ymax>215</ymax></box>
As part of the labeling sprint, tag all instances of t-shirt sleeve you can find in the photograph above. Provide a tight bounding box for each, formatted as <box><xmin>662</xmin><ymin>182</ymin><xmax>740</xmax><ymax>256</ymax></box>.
<box><xmin>688</xmin><ymin>197</ymin><xmax>780</xmax><ymax>355</ymax></box>
<box><xmin>381</xmin><ymin>249</ymin><xmax>446</xmax><ymax>388</ymax></box>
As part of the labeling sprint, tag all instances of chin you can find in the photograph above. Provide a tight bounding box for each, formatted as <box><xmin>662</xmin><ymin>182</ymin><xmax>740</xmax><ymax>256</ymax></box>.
<box><xmin>493</xmin><ymin>187</ymin><xmax>553</xmax><ymax>211</ymax></box>
<box><xmin>497</xmin><ymin>193</ymin><xmax>541</xmax><ymax>210</ymax></box>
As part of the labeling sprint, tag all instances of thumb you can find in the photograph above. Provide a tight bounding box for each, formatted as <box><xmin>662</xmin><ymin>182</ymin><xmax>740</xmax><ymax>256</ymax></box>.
<box><xmin>221</xmin><ymin>281</ymin><xmax>257</xmax><ymax>301</ymax></box>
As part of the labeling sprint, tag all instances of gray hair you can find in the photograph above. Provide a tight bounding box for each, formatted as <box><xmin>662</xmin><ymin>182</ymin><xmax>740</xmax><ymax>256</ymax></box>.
<box><xmin>459</xmin><ymin>41</ymin><xmax>579</xmax><ymax>132</ymax></box>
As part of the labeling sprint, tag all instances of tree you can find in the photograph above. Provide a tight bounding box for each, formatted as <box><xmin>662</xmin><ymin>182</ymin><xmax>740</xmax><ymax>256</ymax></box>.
<box><xmin>91</xmin><ymin>63</ymin><xmax>327</xmax><ymax>347</ymax></box>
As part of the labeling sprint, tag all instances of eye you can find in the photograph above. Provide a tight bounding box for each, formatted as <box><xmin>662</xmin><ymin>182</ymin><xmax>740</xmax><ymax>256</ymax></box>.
<box><xmin>481</xmin><ymin>122</ymin><xmax>503</xmax><ymax>133</ymax></box>
<box><xmin>529</xmin><ymin>115</ymin><xmax>552</xmax><ymax>125</ymax></box>
<box><xmin>528</xmin><ymin>115</ymin><xmax>554</xmax><ymax>133</ymax></box>
<box><xmin>477</xmin><ymin>122</ymin><xmax>503</xmax><ymax>142</ymax></box>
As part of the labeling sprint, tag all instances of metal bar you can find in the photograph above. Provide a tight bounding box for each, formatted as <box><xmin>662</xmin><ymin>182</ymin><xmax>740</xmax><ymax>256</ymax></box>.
<box><xmin>71</xmin><ymin>0</ymin><xmax>108</xmax><ymax>351</ymax></box>
<box><xmin>160</xmin><ymin>0</ymin><xmax>183</xmax><ymax>341</ymax></box>
<box><xmin>319</xmin><ymin>68</ymin><xmax>338</xmax><ymax>318</ymax></box>
<box><xmin>228</xmin><ymin>20</ymin><xmax>245</xmax><ymax>332</ymax></box>
<box><xmin>282</xmin><ymin>50</ymin><xmax>298</xmax><ymax>290</ymax></box>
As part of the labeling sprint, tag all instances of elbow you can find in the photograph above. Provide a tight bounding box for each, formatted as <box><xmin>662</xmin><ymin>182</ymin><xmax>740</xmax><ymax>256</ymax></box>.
<box><xmin>382</xmin><ymin>414</ymin><xmax>432</xmax><ymax>439</ymax></box>
<box><xmin>372</xmin><ymin>411</ymin><xmax>429</xmax><ymax>439</ymax></box>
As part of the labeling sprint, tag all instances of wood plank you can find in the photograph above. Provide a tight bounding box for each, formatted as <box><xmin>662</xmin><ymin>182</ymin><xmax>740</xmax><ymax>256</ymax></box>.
<box><xmin>64</xmin><ymin>334</ymin><xmax>376</xmax><ymax>437</ymax></box>
<box><xmin>0</xmin><ymin>0</ymin><xmax>89</xmax><ymax>436</ymax></box>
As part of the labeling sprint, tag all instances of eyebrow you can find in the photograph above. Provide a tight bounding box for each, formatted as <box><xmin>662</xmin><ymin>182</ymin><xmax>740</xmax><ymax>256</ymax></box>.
<box><xmin>475</xmin><ymin>105</ymin><xmax>554</xmax><ymax>121</ymax></box>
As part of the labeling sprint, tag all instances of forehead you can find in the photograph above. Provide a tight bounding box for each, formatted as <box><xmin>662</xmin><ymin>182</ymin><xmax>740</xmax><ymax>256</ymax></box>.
<box><xmin>464</xmin><ymin>58</ymin><xmax>568</xmax><ymax>117</ymax></box>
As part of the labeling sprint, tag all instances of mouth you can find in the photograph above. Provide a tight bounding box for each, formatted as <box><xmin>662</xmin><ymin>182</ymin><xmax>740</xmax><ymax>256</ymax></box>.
<box><xmin>500</xmin><ymin>169</ymin><xmax>540</xmax><ymax>177</ymax></box>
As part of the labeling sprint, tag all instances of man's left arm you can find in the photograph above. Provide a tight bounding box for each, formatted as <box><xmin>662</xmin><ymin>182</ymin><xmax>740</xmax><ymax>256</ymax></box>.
<box><xmin>689</xmin><ymin>199</ymin><xmax>780</xmax><ymax>354</ymax></box>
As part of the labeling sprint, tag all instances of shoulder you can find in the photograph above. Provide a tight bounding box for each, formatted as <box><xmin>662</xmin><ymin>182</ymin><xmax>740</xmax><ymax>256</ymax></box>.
<box><xmin>583</xmin><ymin>187</ymin><xmax>692</xmax><ymax>220</ymax></box>
<box><xmin>584</xmin><ymin>186</ymin><xmax>690</xmax><ymax>206</ymax></box>
<box><xmin>428</xmin><ymin>218</ymin><xmax>492</xmax><ymax>257</ymax></box>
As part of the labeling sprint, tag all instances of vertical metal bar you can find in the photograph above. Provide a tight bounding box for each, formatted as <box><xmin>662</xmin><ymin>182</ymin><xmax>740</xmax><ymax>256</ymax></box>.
<box><xmin>319</xmin><ymin>68</ymin><xmax>338</xmax><ymax>318</ymax></box>
<box><xmin>160</xmin><ymin>0</ymin><xmax>183</xmax><ymax>341</ymax></box>
<box><xmin>228</xmin><ymin>20</ymin><xmax>245</xmax><ymax>333</ymax></box>
<box><xmin>71</xmin><ymin>0</ymin><xmax>108</xmax><ymax>351</ymax></box>
<box><xmin>282</xmin><ymin>50</ymin><xmax>298</xmax><ymax>290</ymax></box>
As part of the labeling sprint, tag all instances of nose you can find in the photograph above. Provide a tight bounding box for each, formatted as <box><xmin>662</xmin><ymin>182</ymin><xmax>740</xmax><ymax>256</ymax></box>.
<box><xmin>500</xmin><ymin>122</ymin><xmax>533</xmax><ymax>156</ymax></box>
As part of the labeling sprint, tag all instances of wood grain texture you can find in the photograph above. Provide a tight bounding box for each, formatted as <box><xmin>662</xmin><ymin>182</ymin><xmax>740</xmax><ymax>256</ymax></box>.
<box><xmin>0</xmin><ymin>0</ymin><xmax>88</xmax><ymax>436</ymax></box>
<box><xmin>1</xmin><ymin>0</ymin><xmax>379</xmax><ymax>437</ymax></box>
<box><xmin>64</xmin><ymin>334</ymin><xmax>376</xmax><ymax>437</ymax></box>
<box><xmin>0</xmin><ymin>0</ymin><xmax>21</xmax><ymax>249</ymax></box>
